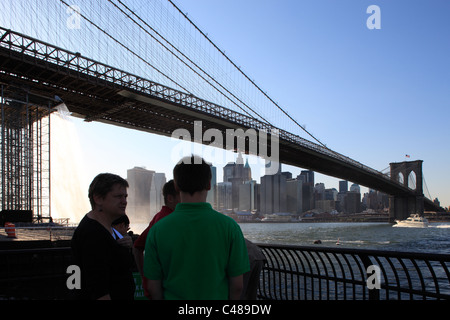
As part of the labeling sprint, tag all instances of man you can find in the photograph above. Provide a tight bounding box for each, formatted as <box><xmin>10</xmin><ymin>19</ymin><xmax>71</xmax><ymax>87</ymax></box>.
<box><xmin>242</xmin><ymin>239</ymin><xmax>267</xmax><ymax>299</ymax></box>
<box><xmin>144</xmin><ymin>155</ymin><xmax>250</xmax><ymax>300</ymax></box>
<box><xmin>71</xmin><ymin>173</ymin><xmax>135</xmax><ymax>300</ymax></box>
<box><xmin>112</xmin><ymin>214</ymin><xmax>133</xmax><ymax>248</ymax></box>
<box><xmin>132</xmin><ymin>179</ymin><xmax>180</xmax><ymax>299</ymax></box>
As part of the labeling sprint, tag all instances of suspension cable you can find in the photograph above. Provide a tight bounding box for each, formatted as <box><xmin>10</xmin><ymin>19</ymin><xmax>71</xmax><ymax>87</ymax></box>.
<box><xmin>59</xmin><ymin>0</ymin><xmax>190</xmax><ymax>94</ymax></box>
<box><xmin>109</xmin><ymin>0</ymin><xmax>271</xmax><ymax>125</ymax></box>
<box><xmin>423</xmin><ymin>175</ymin><xmax>433</xmax><ymax>200</ymax></box>
<box><xmin>168</xmin><ymin>0</ymin><xmax>328</xmax><ymax>148</ymax></box>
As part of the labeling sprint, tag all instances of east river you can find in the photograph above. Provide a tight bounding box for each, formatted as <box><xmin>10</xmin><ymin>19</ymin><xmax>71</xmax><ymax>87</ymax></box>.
<box><xmin>238</xmin><ymin>222</ymin><xmax>450</xmax><ymax>254</ymax></box>
<box><xmin>131</xmin><ymin>221</ymin><xmax>450</xmax><ymax>255</ymax></box>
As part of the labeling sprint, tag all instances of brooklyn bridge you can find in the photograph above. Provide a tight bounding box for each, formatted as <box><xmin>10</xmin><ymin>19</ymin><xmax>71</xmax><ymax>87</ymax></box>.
<box><xmin>0</xmin><ymin>1</ymin><xmax>444</xmax><ymax>225</ymax></box>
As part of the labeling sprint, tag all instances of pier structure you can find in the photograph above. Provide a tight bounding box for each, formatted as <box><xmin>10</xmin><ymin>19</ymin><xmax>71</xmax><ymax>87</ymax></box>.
<box><xmin>0</xmin><ymin>84</ymin><xmax>53</xmax><ymax>225</ymax></box>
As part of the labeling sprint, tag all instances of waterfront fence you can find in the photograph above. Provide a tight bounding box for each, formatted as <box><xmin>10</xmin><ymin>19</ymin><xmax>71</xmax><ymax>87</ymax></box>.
<box><xmin>0</xmin><ymin>246</ymin><xmax>74</xmax><ymax>299</ymax></box>
<box><xmin>256</xmin><ymin>243</ymin><xmax>450</xmax><ymax>300</ymax></box>
<box><xmin>1</xmin><ymin>244</ymin><xmax>449</xmax><ymax>300</ymax></box>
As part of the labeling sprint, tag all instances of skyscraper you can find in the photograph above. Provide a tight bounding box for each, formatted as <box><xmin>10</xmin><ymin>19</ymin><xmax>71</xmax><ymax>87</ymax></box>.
<box><xmin>150</xmin><ymin>172</ymin><xmax>166</xmax><ymax>219</ymax></box>
<box><xmin>207</xmin><ymin>165</ymin><xmax>217</xmax><ymax>208</ymax></box>
<box><xmin>127</xmin><ymin>167</ymin><xmax>166</xmax><ymax>223</ymax></box>
<box><xmin>222</xmin><ymin>153</ymin><xmax>252</xmax><ymax>210</ymax></box>
<box><xmin>217</xmin><ymin>182</ymin><xmax>232</xmax><ymax>211</ymax></box>
<box><xmin>339</xmin><ymin>180</ymin><xmax>348</xmax><ymax>193</ymax></box>
<box><xmin>260</xmin><ymin>166</ymin><xmax>287</xmax><ymax>215</ymax></box>
<box><xmin>286</xmin><ymin>179</ymin><xmax>303</xmax><ymax>214</ymax></box>
<box><xmin>239</xmin><ymin>180</ymin><xmax>256</xmax><ymax>212</ymax></box>
<box><xmin>298</xmin><ymin>170</ymin><xmax>314</xmax><ymax>212</ymax></box>
<box><xmin>127</xmin><ymin>167</ymin><xmax>154</xmax><ymax>223</ymax></box>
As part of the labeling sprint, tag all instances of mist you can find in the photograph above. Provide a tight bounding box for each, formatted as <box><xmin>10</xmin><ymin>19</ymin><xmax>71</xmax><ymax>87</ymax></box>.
<box><xmin>50</xmin><ymin>107</ymin><xmax>90</xmax><ymax>224</ymax></box>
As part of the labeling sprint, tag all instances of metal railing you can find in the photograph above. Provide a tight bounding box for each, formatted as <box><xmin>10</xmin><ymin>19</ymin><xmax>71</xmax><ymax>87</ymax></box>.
<box><xmin>1</xmin><ymin>244</ymin><xmax>449</xmax><ymax>300</ymax></box>
<box><xmin>256</xmin><ymin>243</ymin><xmax>450</xmax><ymax>300</ymax></box>
<box><xmin>0</xmin><ymin>246</ymin><xmax>74</xmax><ymax>299</ymax></box>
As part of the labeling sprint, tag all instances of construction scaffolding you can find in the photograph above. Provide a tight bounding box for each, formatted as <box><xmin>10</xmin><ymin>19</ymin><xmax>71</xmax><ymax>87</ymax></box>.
<box><xmin>0</xmin><ymin>84</ymin><xmax>52</xmax><ymax>224</ymax></box>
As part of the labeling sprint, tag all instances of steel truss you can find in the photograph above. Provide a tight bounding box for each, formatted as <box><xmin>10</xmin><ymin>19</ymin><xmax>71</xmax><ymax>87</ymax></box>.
<box><xmin>0</xmin><ymin>84</ymin><xmax>52</xmax><ymax>223</ymax></box>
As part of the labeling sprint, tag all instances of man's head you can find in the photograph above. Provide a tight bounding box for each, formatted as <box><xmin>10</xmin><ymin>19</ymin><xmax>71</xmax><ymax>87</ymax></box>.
<box><xmin>162</xmin><ymin>179</ymin><xmax>180</xmax><ymax>209</ymax></box>
<box><xmin>88</xmin><ymin>173</ymin><xmax>129</xmax><ymax>217</ymax></box>
<box><xmin>173</xmin><ymin>155</ymin><xmax>211</xmax><ymax>195</ymax></box>
<box><xmin>112</xmin><ymin>214</ymin><xmax>130</xmax><ymax>236</ymax></box>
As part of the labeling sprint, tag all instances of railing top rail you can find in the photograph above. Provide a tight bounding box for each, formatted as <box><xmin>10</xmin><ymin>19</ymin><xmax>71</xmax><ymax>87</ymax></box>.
<box><xmin>255</xmin><ymin>243</ymin><xmax>450</xmax><ymax>261</ymax></box>
<box><xmin>0</xmin><ymin>247</ymin><xmax>72</xmax><ymax>255</ymax></box>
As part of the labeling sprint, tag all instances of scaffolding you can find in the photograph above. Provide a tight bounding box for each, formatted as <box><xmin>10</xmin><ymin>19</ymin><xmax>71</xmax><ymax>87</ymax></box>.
<box><xmin>0</xmin><ymin>84</ymin><xmax>52</xmax><ymax>223</ymax></box>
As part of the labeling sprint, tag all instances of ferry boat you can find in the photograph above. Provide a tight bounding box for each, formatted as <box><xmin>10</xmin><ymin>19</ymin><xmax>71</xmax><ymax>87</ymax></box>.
<box><xmin>394</xmin><ymin>214</ymin><xmax>429</xmax><ymax>228</ymax></box>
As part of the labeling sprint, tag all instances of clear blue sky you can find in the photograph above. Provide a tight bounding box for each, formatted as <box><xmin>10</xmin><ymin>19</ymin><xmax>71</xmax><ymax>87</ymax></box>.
<box><xmin>3</xmin><ymin>1</ymin><xmax>448</xmax><ymax>209</ymax></box>
<box><xmin>70</xmin><ymin>0</ymin><xmax>450</xmax><ymax>208</ymax></box>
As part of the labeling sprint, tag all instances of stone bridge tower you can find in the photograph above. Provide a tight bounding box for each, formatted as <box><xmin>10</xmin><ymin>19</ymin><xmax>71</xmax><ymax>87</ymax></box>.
<box><xmin>389</xmin><ymin>160</ymin><xmax>424</xmax><ymax>222</ymax></box>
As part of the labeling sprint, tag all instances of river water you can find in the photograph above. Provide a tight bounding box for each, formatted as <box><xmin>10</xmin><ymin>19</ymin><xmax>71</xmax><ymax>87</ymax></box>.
<box><xmin>131</xmin><ymin>221</ymin><xmax>450</xmax><ymax>255</ymax></box>
<box><xmin>239</xmin><ymin>222</ymin><xmax>450</xmax><ymax>255</ymax></box>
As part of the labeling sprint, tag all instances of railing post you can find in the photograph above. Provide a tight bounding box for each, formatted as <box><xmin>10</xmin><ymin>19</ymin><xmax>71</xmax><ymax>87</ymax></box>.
<box><xmin>358</xmin><ymin>254</ymin><xmax>380</xmax><ymax>300</ymax></box>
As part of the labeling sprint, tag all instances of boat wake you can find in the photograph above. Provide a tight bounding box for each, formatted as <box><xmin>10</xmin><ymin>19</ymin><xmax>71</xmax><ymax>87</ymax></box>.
<box><xmin>432</xmin><ymin>223</ymin><xmax>450</xmax><ymax>229</ymax></box>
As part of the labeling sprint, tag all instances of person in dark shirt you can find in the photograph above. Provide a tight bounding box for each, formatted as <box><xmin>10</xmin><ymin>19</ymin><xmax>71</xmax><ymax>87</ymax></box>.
<box><xmin>133</xmin><ymin>179</ymin><xmax>180</xmax><ymax>299</ymax></box>
<box><xmin>71</xmin><ymin>173</ymin><xmax>135</xmax><ymax>300</ymax></box>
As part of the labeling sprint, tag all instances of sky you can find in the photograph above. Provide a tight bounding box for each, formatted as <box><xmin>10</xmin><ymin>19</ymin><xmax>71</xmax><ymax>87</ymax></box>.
<box><xmin>2</xmin><ymin>0</ymin><xmax>449</xmax><ymax>217</ymax></box>
<box><xmin>68</xmin><ymin>0</ymin><xmax>449</xmax><ymax>208</ymax></box>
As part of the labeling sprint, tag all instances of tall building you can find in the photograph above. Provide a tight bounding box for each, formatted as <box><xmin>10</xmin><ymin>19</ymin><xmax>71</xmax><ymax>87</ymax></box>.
<box><xmin>325</xmin><ymin>188</ymin><xmax>338</xmax><ymax>201</ymax></box>
<box><xmin>260</xmin><ymin>169</ymin><xmax>287</xmax><ymax>215</ymax></box>
<box><xmin>339</xmin><ymin>181</ymin><xmax>348</xmax><ymax>193</ymax></box>
<box><xmin>150</xmin><ymin>173</ymin><xmax>166</xmax><ymax>218</ymax></box>
<box><xmin>345</xmin><ymin>191</ymin><xmax>361</xmax><ymax>213</ymax></box>
<box><xmin>222</xmin><ymin>153</ymin><xmax>252</xmax><ymax>210</ymax></box>
<box><xmin>223</xmin><ymin>163</ymin><xmax>234</xmax><ymax>183</ymax></box>
<box><xmin>207</xmin><ymin>165</ymin><xmax>217</xmax><ymax>208</ymax></box>
<box><xmin>127</xmin><ymin>167</ymin><xmax>154</xmax><ymax>223</ymax></box>
<box><xmin>350</xmin><ymin>183</ymin><xmax>361</xmax><ymax>193</ymax></box>
<box><xmin>298</xmin><ymin>170</ymin><xmax>314</xmax><ymax>212</ymax></box>
<box><xmin>365</xmin><ymin>189</ymin><xmax>389</xmax><ymax>210</ymax></box>
<box><xmin>314</xmin><ymin>183</ymin><xmax>325</xmax><ymax>202</ymax></box>
<box><xmin>286</xmin><ymin>179</ymin><xmax>303</xmax><ymax>214</ymax></box>
<box><xmin>298</xmin><ymin>170</ymin><xmax>314</xmax><ymax>184</ymax></box>
<box><xmin>127</xmin><ymin>167</ymin><xmax>166</xmax><ymax>223</ymax></box>
<box><xmin>239</xmin><ymin>180</ymin><xmax>257</xmax><ymax>212</ymax></box>
<box><xmin>217</xmin><ymin>182</ymin><xmax>232</xmax><ymax>211</ymax></box>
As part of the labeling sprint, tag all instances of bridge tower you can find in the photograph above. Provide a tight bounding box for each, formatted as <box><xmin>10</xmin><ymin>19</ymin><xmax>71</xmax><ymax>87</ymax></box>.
<box><xmin>389</xmin><ymin>160</ymin><xmax>424</xmax><ymax>222</ymax></box>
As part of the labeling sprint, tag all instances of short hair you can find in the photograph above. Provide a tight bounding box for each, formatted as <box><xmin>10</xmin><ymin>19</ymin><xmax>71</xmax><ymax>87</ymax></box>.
<box><xmin>162</xmin><ymin>179</ymin><xmax>178</xmax><ymax>204</ymax></box>
<box><xmin>88</xmin><ymin>173</ymin><xmax>129</xmax><ymax>209</ymax></box>
<box><xmin>112</xmin><ymin>214</ymin><xmax>130</xmax><ymax>226</ymax></box>
<box><xmin>173</xmin><ymin>155</ymin><xmax>211</xmax><ymax>195</ymax></box>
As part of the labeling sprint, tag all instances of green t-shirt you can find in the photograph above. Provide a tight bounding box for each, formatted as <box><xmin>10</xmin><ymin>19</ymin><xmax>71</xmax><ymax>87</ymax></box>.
<box><xmin>144</xmin><ymin>202</ymin><xmax>250</xmax><ymax>300</ymax></box>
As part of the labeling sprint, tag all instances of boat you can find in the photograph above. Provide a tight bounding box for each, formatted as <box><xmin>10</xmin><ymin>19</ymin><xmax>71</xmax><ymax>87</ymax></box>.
<box><xmin>394</xmin><ymin>214</ymin><xmax>429</xmax><ymax>228</ymax></box>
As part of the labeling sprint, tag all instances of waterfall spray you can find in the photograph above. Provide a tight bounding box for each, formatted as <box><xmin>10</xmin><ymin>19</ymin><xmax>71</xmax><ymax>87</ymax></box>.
<box><xmin>50</xmin><ymin>104</ymin><xmax>90</xmax><ymax>224</ymax></box>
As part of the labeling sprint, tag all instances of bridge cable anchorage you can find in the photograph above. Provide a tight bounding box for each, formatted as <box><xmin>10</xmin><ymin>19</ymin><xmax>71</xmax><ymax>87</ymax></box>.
<box><xmin>58</xmin><ymin>0</ymin><xmax>190</xmax><ymax>95</ymax></box>
<box><xmin>168</xmin><ymin>0</ymin><xmax>329</xmax><ymax>149</ymax></box>
<box><xmin>108</xmin><ymin>0</ymin><xmax>271</xmax><ymax>126</ymax></box>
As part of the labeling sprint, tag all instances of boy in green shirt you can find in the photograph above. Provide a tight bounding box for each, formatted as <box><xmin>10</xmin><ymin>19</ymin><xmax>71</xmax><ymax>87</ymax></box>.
<box><xmin>144</xmin><ymin>155</ymin><xmax>250</xmax><ymax>300</ymax></box>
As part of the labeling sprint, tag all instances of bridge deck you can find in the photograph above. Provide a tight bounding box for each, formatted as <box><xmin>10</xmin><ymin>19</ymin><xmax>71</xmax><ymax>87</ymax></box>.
<box><xmin>0</xmin><ymin>27</ymin><xmax>439</xmax><ymax>211</ymax></box>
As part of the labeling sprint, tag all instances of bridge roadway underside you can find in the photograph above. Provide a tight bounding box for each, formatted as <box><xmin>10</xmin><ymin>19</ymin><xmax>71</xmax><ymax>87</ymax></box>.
<box><xmin>0</xmin><ymin>46</ymin><xmax>438</xmax><ymax>212</ymax></box>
